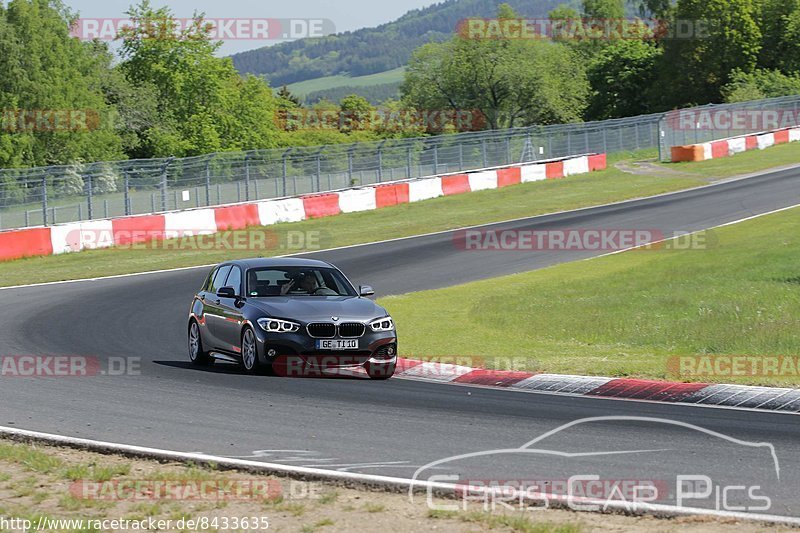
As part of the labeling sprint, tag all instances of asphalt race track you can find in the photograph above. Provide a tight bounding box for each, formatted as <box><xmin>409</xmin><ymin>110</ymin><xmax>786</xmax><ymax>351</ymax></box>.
<box><xmin>1</xmin><ymin>167</ymin><xmax>799</xmax><ymax>518</ymax></box>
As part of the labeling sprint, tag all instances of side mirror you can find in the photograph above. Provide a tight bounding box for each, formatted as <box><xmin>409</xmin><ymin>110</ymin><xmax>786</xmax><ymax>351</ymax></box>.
<box><xmin>360</xmin><ymin>285</ymin><xmax>375</xmax><ymax>297</ymax></box>
<box><xmin>217</xmin><ymin>286</ymin><xmax>237</xmax><ymax>299</ymax></box>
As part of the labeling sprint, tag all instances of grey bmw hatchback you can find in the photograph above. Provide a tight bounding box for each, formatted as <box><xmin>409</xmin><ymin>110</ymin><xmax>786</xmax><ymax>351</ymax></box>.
<box><xmin>188</xmin><ymin>258</ymin><xmax>397</xmax><ymax>379</ymax></box>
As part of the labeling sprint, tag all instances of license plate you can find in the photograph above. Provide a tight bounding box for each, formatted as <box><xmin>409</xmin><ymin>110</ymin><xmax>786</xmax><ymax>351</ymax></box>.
<box><xmin>317</xmin><ymin>339</ymin><xmax>359</xmax><ymax>351</ymax></box>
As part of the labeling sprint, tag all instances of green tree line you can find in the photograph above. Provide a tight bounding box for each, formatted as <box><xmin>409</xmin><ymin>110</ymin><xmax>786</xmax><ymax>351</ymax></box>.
<box><xmin>401</xmin><ymin>0</ymin><xmax>800</xmax><ymax>125</ymax></box>
<box><xmin>0</xmin><ymin>0</ymin><xmax>419</xmax><ymax>170</ymax></box>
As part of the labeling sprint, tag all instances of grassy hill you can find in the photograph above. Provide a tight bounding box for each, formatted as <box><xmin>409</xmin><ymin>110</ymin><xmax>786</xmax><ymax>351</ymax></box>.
<box><xmin>287</xmin><ymin>67</ymin><xmax>406</xmax><ymax>97</ymax></box>
<box><xmin>231</xmin><ymin>0</ymin><xmax>562</xmax><ymax>88</ymax></box>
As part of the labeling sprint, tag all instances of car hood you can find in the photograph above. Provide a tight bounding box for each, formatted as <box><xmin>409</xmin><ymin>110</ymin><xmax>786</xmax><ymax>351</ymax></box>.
<box><xmin>247</xmin><ymin>296</ymin><xmax>389</xmax><ymax>322</ymax></box>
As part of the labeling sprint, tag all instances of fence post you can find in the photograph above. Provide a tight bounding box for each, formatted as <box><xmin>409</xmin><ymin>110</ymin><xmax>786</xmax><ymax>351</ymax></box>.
<box><xmin>406</xmin><ymin>146</ymin><xmax>413</xmax><ymax>178</ymax></box>
<box><xmin>41</xmin><ymin>173</ymin><xmax>48</xmax><ymax>226</ymax></box>
<box><xmin>433</xmin><ymin>144</ymin><xmax>439</xmax><ymax>175</ymax></box>
<box><xmin>567</xmin><ymin>130</ymin><xmax>572</xmax><ymax>155</ymax></box>
<box><xmin>458</xmin><ymin>143</ymin><xmax>464</xmax><ymax>170</ymax></box>
<box><xmin>347</xmin><ymin>148</ymin><xmax>353</xmax><ymax>184</ymax></box>
<box><xmin>505</xmin><ymin>136</ymin><xmax>511</xmax><ymax>165</ymax></box>
<box><xmin>315</xmin><ymin>151</ymin><xmax>322</xmax><ymax>192</ymax></box>
<box><xmin>244</xmin><ymin>154</ymin><xmax>251</xmax><ymax>202</ymax></box>
<box><xmin>282</xmin><ymin>149</ymin><xmax>291</xmax><ymax>197</ymax></box>
<box><xmin>160</xmin><ymin>158</ymin><xmax>173</xmax><ymax>212</ymax></box>
<box><xmin>205</xmin><ymin>157</ymin><xmax>212</xmax><ymax>206</ymax></box>
<box><xmin>86</xmin><ymin>173</ymin><xmax>93</xmax><ymax>220</ymax></box>
<box><xmin>377</xmin><ymin>142</ymin><xmax>384</xmax><ymax>183</ymax></box>
<box><xmin>123</xmin><ymin>171</ymin><xmax>131</xmax><ymax>216</ymax></box>
<box><xmin>481</xmin><ymin>139</ymin><xmax>487</xmax><ymax>167</ymax></box>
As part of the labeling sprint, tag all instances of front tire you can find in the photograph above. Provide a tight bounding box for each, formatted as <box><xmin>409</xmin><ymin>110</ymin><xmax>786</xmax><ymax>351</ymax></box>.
<box><xmin>241</xmin><ymin>327</ymin><xmax>268</xmax><ymax>375</ymax></box>
<box><xmin>188</xmin><ymin>321</ymin><xmax>212</xmax><ymax>366</ymax></box>
<box><xmin>365</xmin><ymin>361</ymin><xmax>396</xmax><ymax>380</ymax></box>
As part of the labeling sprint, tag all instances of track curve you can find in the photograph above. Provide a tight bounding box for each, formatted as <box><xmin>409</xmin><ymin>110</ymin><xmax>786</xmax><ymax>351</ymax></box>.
<box><xmin>1</xmin><ymin>166</ymin><xmax>800</xmax><ymax>518</ymax></box>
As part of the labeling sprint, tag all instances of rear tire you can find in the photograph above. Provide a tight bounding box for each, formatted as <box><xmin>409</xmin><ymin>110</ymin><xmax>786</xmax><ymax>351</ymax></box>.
<box><xmin>188</xmin><ymin>321</ymin><xmax>212</xmax><ymax>366</ymax></box>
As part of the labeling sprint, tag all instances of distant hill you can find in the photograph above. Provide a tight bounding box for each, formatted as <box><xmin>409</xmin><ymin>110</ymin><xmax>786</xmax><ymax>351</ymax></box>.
<box><xmin>231</xmin><ymin>0</ymin><xmax>563</xmax><ymax>88</ymax></box>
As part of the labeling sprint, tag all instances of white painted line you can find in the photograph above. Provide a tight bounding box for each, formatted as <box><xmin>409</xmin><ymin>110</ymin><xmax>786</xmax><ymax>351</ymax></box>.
<box><xmin>0</xmin><ymin>425</ymin><xmax>798</xmax><ymax>526</ymax></box>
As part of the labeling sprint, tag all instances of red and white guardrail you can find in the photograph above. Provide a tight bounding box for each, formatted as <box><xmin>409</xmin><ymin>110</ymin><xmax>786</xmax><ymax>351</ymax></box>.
<box><xmin>0</xmin><ymin>154</ymin><xmax>607</xmax><ymax>262</ymax></box>
<box><xmin>671</xmin><ymin>126</ymin><xmax>800</xmax><ymax>162</ymax></box>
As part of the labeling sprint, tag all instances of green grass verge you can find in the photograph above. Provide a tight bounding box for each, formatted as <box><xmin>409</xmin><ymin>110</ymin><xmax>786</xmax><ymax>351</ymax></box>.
<box><xmin>1</xmin><ymin>142</ymin><xmax>799</xmax><ymax>289</ymax></box>
<box><xmin>379</xmin><ymin>206</ymin><xmax>800</xmax><ymax>387</ymax></box>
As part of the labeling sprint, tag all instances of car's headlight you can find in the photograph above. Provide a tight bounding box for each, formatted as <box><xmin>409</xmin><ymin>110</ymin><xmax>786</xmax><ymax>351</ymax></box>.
<box><xmin>258</xmin><ymin>318</ymin><xmax>300</xmax><ymax>333</ymax></box>
<box><xmin>369</xmin><ymin>317</ymin><xmax>395</xmax><ymax>332</ymax></box>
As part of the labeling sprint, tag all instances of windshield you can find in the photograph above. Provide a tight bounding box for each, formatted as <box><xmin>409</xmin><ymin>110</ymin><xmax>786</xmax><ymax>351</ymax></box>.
<box><xmin>246</xmin><ymin>267</ymin><xmax>357</xmax><ymax>298</ymax></box>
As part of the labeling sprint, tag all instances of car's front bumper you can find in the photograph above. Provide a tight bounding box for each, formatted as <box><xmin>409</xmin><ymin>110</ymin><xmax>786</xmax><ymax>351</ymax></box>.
<box><xmin>252</xmin><ymin>325</ymin><xmax>398</xmax><ymax>368</ymax></box>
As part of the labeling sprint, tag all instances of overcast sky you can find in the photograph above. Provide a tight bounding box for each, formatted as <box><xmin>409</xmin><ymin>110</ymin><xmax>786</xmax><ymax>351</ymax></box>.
<box><xmin>63</xmin><ymin>0</ymin><xmax>443</xmax><ymax>55</ymax></box>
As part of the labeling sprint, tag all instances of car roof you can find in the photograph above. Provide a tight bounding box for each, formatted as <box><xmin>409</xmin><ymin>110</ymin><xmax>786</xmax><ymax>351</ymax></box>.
<box><xmin>223</xmin><ymin>257</ymin><xmax>334</xmax><ymax>270</ymax></box>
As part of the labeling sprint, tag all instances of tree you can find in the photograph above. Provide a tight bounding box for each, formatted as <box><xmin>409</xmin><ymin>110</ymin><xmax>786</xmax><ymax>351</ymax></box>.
<box><xmin>402</xmin><ymin>5</ymin><xmax>589</xmax><ymax>129</ymax></box>
<box><xmin>339</xmin><ymin>94</ymin><xmax>374</xmax><ymax>132</ymax></box>
<box><xmin>654</xmin><ymin>0</ymin><xmax>762</xmax><ymax>108</ymax></box>
<box><xmin>582</xmin><ymin>0</ymin><xmax>625</xmax><ymax>20</ymax></box>
<box><xmin>0</xmin><ymin>0</ymin><xmax>124</xmax><ymax>168</ymax></box>
<box><xmin>759</xmin><ymin>0</ymin><xmax>800</xmax><ymax>73</ymax></box>
<box><xmin>276</xmin><ymin>85</ymin><xmax>302</xmax><ymax>107</ymax></box>
<box><xmin>117</xmin><ymin>1</ymin><xmax>280</xmax><ymax>157</ymax></box>
<box><xmin>586</xmin><ymin>40</ymin><xmax>662</xmax><ymax>119</ymax></box>
<box><xmin>722</xmin><ymin>69</ymin><xmax>800</xmax><ymax>102</ymax></box>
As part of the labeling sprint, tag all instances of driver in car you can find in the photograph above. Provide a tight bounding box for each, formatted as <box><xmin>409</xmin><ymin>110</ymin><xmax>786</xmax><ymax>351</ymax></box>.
<box><xmin>298</xmin><ymin>273</ymin><xmax>319</xmax><ymax>294</ymax></box>
<box><xmin>281</xmin><ymin>272</ymin><xmax>321</xmax><ymax>295</ymax></box>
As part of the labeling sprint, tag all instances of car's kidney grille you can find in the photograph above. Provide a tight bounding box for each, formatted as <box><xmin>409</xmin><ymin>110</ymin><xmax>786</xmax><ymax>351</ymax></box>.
<box><xmin>338</xmin><ymin>323</ymin><xmax>366</xmax><ymax>338</ymax></box>
<box><xmin>307</xmin><ymin>323</ymin><xmax>336</xmax><ymax>338</ymax></box>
